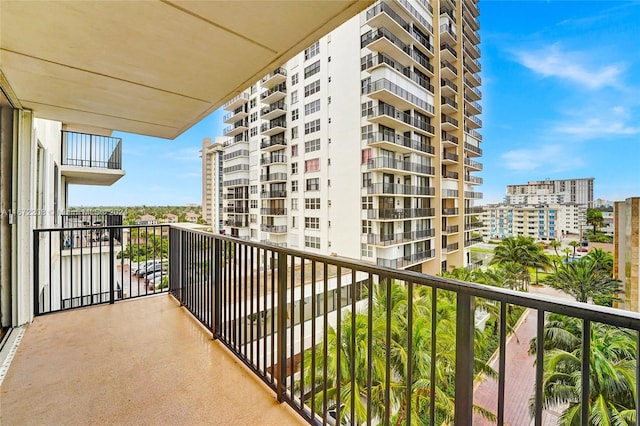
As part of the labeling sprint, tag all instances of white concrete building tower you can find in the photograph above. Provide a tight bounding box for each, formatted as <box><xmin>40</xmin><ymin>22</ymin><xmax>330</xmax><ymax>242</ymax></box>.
<box><xmin>506</xmin><ymin>177</ymin><xmax>595</xmax><ymax>207</ymax></box>
<box><xmin>217</xmin><ymin>0</ymin><xmax>483</xmax><ymax>274</ymax></box>
<box><xmin>201</xmin><ymin>137</ymin><xmax>225</xmax><ymax>230</ymax></box>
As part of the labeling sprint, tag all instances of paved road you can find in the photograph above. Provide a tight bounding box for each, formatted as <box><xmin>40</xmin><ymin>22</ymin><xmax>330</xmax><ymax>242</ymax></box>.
<box><xmin>472</xmin><ymin>286</ymin><xmax>571</xmax><ymax>425</ymax></box>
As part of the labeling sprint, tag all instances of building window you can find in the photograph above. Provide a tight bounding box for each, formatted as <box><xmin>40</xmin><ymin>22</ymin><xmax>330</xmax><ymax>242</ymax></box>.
<box><xmin>362</xmin><ymin>172</ymin><xmax>372</xmax><ymax>188</ymax></box>
<box><xmin>304</xmin><ymin>99</ymin><xmax>321</xmax><ymax>115</ymax></box>
<box><xmin>305</xmin><ymin>158</ymin><xmax>320</xmax><ymax>172</ymax></box>
<box><xmin>250</xmin><ymin>112</ymin><xmax>258</xmax><ymax>122</ymax></box>
<box><xmin>292</xmin><ymin>198</ymin><xmax>298</xmax><ymax>211</ymax></box>
<box><xmin>304</xmin><ymin>80</ymin><xmax>320</xmax><ymax>97</ymax></box>
<box><xmin>361</xmin><ymin>101</ymin><xmax>373</xmax><ymax>117</ymax></box>
<box><xmin>362</xmin><ymin>196</ymin><xmax>373</xmax><ymax>210</ymax></box>
<box><xmin>291</xmin><ymin>109</ymin><xmax>299</xmax><ymax>121</ymax></box>
<box><xmin>306</xmin><ymin>178</ymin><xmax>320</xmax><ymax>191</ymax></box>
<box><xmin>305</xmin><ymin>235</ymin><xmax>321</xmax><ymax>249</ymax></box>
<box><xmin>292</xmin><ymin>216</ymin><xmax>297</xmax><ymax>229</ymax></box>
<box><xmin>250</xmin><ymin>200</ymin><xmax>258</xmax><ymax>209</ymax></box>
<box><xmin>304</xmin><ymin>119</ymin><xmax>321</xmax><ymax>135</ymax></box>
<box><xmin>305</xmin><ymin>138</ymin><xmax>321</xmax><ymax>153</ymax></box>
<box><xmin>292</xmin><ymin>73</ymin><xmax>299</xmax><ymax>85</ymax></box>
<box><xmin>250</xmin><ymin>214</ymin><xmax>257</xmax><ymax>224</ymax></box>
<box><xmin>305</xmin><ymin>217</ymin><xmax>320</xmax><ymax>229</ymax></box>
<box><xmin>250</xmin><ymin>127</ymin><xmax>258</xmax><ymax>137</ymax></box>
<box><xmin>292</xmin><ymin>180</ymin><xmax>299</xmax><ymax>192</ymax></box>
<box><xmin>291</xmin><ymin>126</ymin><xmax>299</xmax><ymax>139</ymax></box>
<box><xmin>305</xmin><ymin>198</ymin><xmax>321</xmax><ymax>210</ymax></box>
<box><xmin>304</xmin><ymin>60</ymin><xmax>320</xmax><ymax>78</ymax></box>
<box><xmin>250</xmin><ymin>98</ymin><xmax>256</xmax><ymax>108</ymax></box>
<box><xmin>361</xmin><ymin>148</ymin><xmax>372</xmax><ymax>164</ymax></box>
<box><xmin>292</xmin><ymin>163</ymin><xmax>298</xmax><ymax>174</ymax></box>
<box><xmin>361</xmin><ymin>243</ymin><xmax>373</xmax><ymax>258</ymax></box>
<box><xmin>362</xmin><ymin>220</ymin><xmax>372</xmax><ymax>234</ymax></box>
<box><xmin>291</xmin><ymin>90</ymin><xmax>298</xmax><ymax>104</ymax></box>
<box><xmin>292</xmin><ymin>144</ymin><xmax>298</xmax><ymax>157</ymax></box>
<box><xmin>304</xmin><ymin>41</ymin><xmax>319</xmax><ymax>60</ymax></box>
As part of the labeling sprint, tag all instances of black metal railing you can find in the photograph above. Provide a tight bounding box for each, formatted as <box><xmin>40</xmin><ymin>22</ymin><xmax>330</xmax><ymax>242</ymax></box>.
<box><xmin>165</xmin><ymin>227</ymin><xmax>640</xmax><ymax>425</ymax></box>
<box><xmin>34</xmin><ymin>224</ymin><xmax>169</xmax><ymax>315</ymax></box>
<box><xmin>61</xmin><ymin>131</ymin><xmax>122</xmax><ymax>169</ymax></box>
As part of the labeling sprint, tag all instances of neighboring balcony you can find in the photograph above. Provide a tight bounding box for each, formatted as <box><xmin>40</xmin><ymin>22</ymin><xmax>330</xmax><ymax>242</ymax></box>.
<box><xmin>367</xmin><ymin>183</ymin><xmax>435</xmax><ymax>197</ymax></box>
<box><xmin>377</xmin><ymin>249</ymin><xmax>435</xmax><ymax>268</ymax></box>
<box><xmin>223</xmin><ymin>92</ymin><xmax>250</xmax><ymax>110</ymax></box>
<box><xmin>261</xmin><ymin>101</ymin><xmax>287</xmax><ymax>121</ymax></box>
<box><xmin>260</xmin><ymin>224</ymin><xmax>287</xmax><ymax>234</ymax></box>
<box><xmin>260</xmin><ymin>83</ymin><xmax>287</xmax><ymax>104</ymax></box>
<box><xmin>60</xmin><ymin>131</ymin><xmax>125</xmax><ymax>186</ymax></box>
<box><xmin>260</xmin><ymin>120</ymin><xmax>287</xmax><ymax>137</ymax></box>
<box><xmin>223</xmin><ymin>106</ymin><xmax>248</xmax><ymax>124</ymax></box>
<box><xmin>366</xmin><ymin>208</ymin><xmax>436</xmax><ymax>220</ymax></box>
<box><xmin>223</xmin><ymin>119</ymin><xmax>248</xmax><ymax>137</ymax></box>
<box><xmin>367</xmin><ymin>156</ymin><xmax>435</xmax><ymax>176</ymax></box>
<box><xmin>261</xmin><ymin>67</ymin><xmax>287</xmax><ymax>88</ymax></box>
<box><xmin>366</xmin><ymin>228</ymin><xmax>435</xmax><ymax>246</ymax></box>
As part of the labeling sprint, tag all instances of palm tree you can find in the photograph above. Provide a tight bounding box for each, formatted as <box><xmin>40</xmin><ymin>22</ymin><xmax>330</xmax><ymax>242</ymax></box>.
<box><xmin>529</xmin><ymin>314</ymin><xmax>637</xmax><ymax>425</ymax></box>
<box><xmin>543</xmin><ymin>259</ymin><xmax>622</xmax><ymax>304</ymax></box>
<box><xmin>489</xmin><ymin>236</ymin><xmax>551</xmax><ymax>288</ymax></box>
<box><xmin>584</xmin><ymin>247</ymin><xmax>614</xmax><ymax>276</ymax></box>
<box><xmin>568</xmin><ymin>241</ymin><xmax>580</xmax><ymax>259</ymax></box>
<box><xmin>549</xmin><ymin>239</ymin><xmax>561</xmax><ymax>256</ymax></box>
<box><xmin>562</xmin><ymin>247</ymin><xmax>572</xmax><ymax>261</ymax></box>
<box><xmin>586</xmin><ymin>208</ymin><xmax>605</xmax><ymax>235</ymax></box>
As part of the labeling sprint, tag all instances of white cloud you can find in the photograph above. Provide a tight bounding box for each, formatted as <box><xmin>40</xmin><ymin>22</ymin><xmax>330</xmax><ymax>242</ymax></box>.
<box><xmin>514</xmin><ymin>44</ymin><xmax>623</xmax><ymax>89</ymax></box>
<box><xmin>501</xmin><ymin>144</ymin><xmax>585</xmax><ymax>173</ymax></box>
<box><xmin>555</xmin><ymin>118</ymin><xmax>639</xmax><ymax>138</ymax></box>
<box><xmin>165</xmin><ymin>147</ymin><xmax>201</xmax><ymax>162</ymax></box>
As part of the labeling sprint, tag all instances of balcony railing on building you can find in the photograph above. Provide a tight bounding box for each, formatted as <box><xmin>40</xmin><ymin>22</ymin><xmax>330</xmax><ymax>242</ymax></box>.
<box><xmin>61</xmin><ymin>131</ymin><xmax>122</xmax><ymax>170</ymax></box>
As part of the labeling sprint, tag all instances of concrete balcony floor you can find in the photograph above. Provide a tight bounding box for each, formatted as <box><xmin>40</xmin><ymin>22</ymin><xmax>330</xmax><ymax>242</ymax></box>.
<box><xmin>1</xmin><ymin>295</ymin><xmax>305</xmax><ymax>425</ymax></box>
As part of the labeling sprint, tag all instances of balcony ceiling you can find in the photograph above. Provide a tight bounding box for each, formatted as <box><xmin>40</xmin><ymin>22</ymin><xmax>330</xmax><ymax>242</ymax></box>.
<box><xmin>0</xmin><ymin>0</ymin><xmax>372</xmax><ymax>139</ymax></box>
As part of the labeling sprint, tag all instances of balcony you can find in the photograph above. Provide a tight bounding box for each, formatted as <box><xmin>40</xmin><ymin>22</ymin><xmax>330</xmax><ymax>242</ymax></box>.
<box><xmin>439</xmin><ymin>24</ymin><xmax>457</xmax><ymax>46</ymax></box>
<box><xmin>60</xmin><ymin>131</ymin><xmax>125</xmax><ymax>185</ymax></box>
<box><xmin>260</xmin><ymin>83</ymin><xmax>287</xmax><ymax>104</ymax></box>
<box><xmin>464</xmin><ymin>112</ymin><xmax>483</xmax><ymax>129</ymax></box>
<box><xmin>465</xmin><ymin>190</ymin><xmax>484</xmax><ymax>199</ymax></box>
<box><xmin>260</xmin><ymin>154</ymin><xmax>287</xmax><ymax>165</ymax></box>
<box><xmin>261</xmin><ymin>101</ymin><xmax>287</xmax><ymax>120</ymax></box>
<box><xmin>466</xmin><ymin>71</ymin><xmax>482</xmax><ymax>86</ymax></box>
<box><xmin>441</xmin><ymin>95</ymin><xmax>458</xmax><ymax>113</ymax></box>
<box><xmin>441</xmin><ymin>113</ymin><xmax>459</xmax><ymax>131</ymax></box>
<box><xmin>367</xmin><ymin>156</ymin><xmax>435</xmax><ymax>176</ymax></box>
<box><xmin>440</xmin><ymin>60</ymin><xmax>458</xmax><ymax>79</ymax></box>
<box><xmin>362</xmin><ymin>78</ymin><xmax>435</xmax><ymax>116</ymax></box>
<box><xmin>361</xmin><ymin>27</ymin><xmax>411</xmax><ymax>65</ymax></box>
<box><xmin>261</xmin><ymin>136</ymin><xmax>287</xmax><ymax>151</ymax></box>
<box><xmin>441</xmin><ymin>131</ymin><xmax>459</xmax><ymax>147</ymax></box>
<box><xmin>464</xmin><ymin>142</ymin><xmax>483</xmax><ymax>157</ymax></box>
<box><xmin>367</xmin><ymin>183</ymin><xmax>435</xmax><ymax>197</ymax></box>
<box><xmin>442</xmin><ymin>151</ymin><xmax>459</xmax><ymax>163</ymax></box>
<box><xmin>464</xmin><ymin>95</ymin><xmax>482</xmax><ymax>114</ymax></box>
<box><xmin>443</xmin><ymin>225</ymin><xmax>459</xmax><ymax>234</ymax></box>
<box><xmin>364</xmin><ymin>104</ymin><xmax>435</xmax><ymax>134</ymax></box>
<box><xmin>223</xmin><ymin>106</ymin><xmax>248</xmax><ymax>124</ymax></box>
<box><xmin>365</xmin><ymin>2</ymin><xmax>414</xmax><ymax>46</ymax></box>
<box><xmin>442</xmin><ymin>207</ymin><xmax>459</xmax><ymax>215</ymax></box>
<box><xmin>223</xmin><ymin>119</ymin><xmax>249</xmax><ymax>137</ymax></box>
<box><xmin>260</xmin><ymin>208</ymin><xmax>287</xmax><ymax>216</ymax></box>
<box><xmin>397</xmin><ymin>0</ymin><xmax>434</xmax><ymax>35</ymax></box>
<box><xmin>261</xmin><ymin>67</ymin><xmax>287</xmax><ymax>88</ymax></box>
<box><xmin>17</xmin><ymin>225</ymin><xmax>640</xmax><ymax>426</ymax></box>
<box><xmin>260</xmin><ymin>190</ymin><xmax>287</xmax><ymax>199</ymax></box>
<box><xmin>465</xmin><ymin>174</ymin><xmax>484</xmax><ymax>185</ymax></box>
<box><xmin>442</xmin><ymin>242</ymin><xmax>459</xmax><ymax>253</ymax></box>
<box><xmin>363</xmin><ymin>131</ymin><xmax>434</xmax><ymax>155</ymax></box>
<box><xmin>366</xmin><ymin>228</ymin><xmax>435</xmax><ymax>246</ymax></box>
<box><xmin>260</xmin><ymin>173</ymin><xmax>288</xmax><ymax>182</ymax></box>
<box><xmin>362</xmin><ymin>53</ymin><xmax>434</xmax><ymax>93</ymax></box>
<box><xmin>441</xmin><ymin>77</ymin><xmax>458</xmax><ymax>96</ymax></box>
<box><xmin>366</xmin><ymin>208</ymin><xmax>436</xmax><ymax>220</ymax></box>
<box><xmin>440</xmin><ymin>42</ymin><xmax>457</xmax><ymax>62</ymax></box>
<box><xmin>223</xmin><ymin>92</ymin><xmax>250</xmax><ymax>110</ymax></box>
<box><xmin>466</xmin><ymin>206</ymin><xmax>485</xmax><ymax>214</ymax></box>
<box><xmin>465</xmin><ymin>82</ymin><xmax>482</xmax><ymax>100</ymax></box>
<box><xmin>443</xmin><ymin>170</ymin><xmax>459</xmax><ymax>179</ymax></box>
<box><xmin>260</xmin><ymin>224</ymin><xmax>287</xmax><ymax>233</ymax></box>
<box><xmin>260</xmin><ymin>120</ymin><xmax>287</xmax><ymax>137</ymax></box>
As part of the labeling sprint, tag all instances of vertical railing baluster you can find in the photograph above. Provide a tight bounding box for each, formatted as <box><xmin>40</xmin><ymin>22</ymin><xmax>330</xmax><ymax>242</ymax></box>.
<box><xmin>406</xmin><ymin>281</ymin><xmax>414</xmax><ymax>426</ymax></box>
<box><xmin>535</xmin><ymin>310</ymin><xmax>545</xmax><ymax>426</ymax></box>
<box><xmin>277</xmin><ymin>250</ymin><xmax>287</xmax><ymax>403</ymax></box>
<box><xmin>497</xmin><ymin>302</ymin><xmax>507</xmax><ymax>425</ymax></box>
<box><xmin>109</xmin><ymin>228</ymin><xmax>115</xmax><ymax>304</ymax></box>
<box><xmin>33</xmin><ymin>230</ymin><xmax>40</xmax><ymax>316</ymax></box>
<box><xmin>454</xmin><ymin>292</ymin><xmax>474</xmax><ymax>424</ymax></box>
<box><xmin>581</xmin><ymin>320</ymin><xmax>591</xmax><ymax>423</ymax></box>
<box><xmin>430</xmin><ymin>287</ymin><xmax>436</xmax><ymax>426</ymax></box>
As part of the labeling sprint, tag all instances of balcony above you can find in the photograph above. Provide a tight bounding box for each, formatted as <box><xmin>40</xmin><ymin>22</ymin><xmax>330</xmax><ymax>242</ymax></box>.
<box><xmin>261</xmin><ymin>67</ymin><xmax>287</xmax><ymax>88</ymax></box>
<box><xmin>223</xmin><ymin>120</ymin><xmax>249</xmax><ymax>137</ymax></box>
<box><xmin>223</xmin><ymin>92</ymin><xmax>250</xmax><ymax>111</ymax></box>
<box><xmin>60</xmin><ymin>131</ymin><xmax>125</xmax><ymax>186</ymax></box>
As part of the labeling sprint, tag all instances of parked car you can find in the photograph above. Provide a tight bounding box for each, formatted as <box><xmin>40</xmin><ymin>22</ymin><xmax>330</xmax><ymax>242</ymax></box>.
<box><xmin>132</xmin><ymin>260</ymin><xmax>156</xmax><ymax>276</ymax></box>
<box><xmin>137</xmin><ymin>261</ymin><xmax>164</xmax><ymax>277</ymax></box>
<box><xmin>145</xmin><ymin>271</ymin><xmax>164</xmax><ymax>285</ymax></box>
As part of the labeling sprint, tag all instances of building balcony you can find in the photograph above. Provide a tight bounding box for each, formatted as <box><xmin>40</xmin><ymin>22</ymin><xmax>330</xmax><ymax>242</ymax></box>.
<box><xmin>462</xmin><ymin>25</ymin><xmax>481</xmax><ymax>45</ymax></box>
<box><xmin>397</xmin><ymin>0</ymin><xmax>434</xmax><ymax>36</ymax></box>
<box><xmin>225</xmin><ymin>219</ymin><xmax>249</xmax><ymax>227</ymax></box>
<box><xmin>366</xmin><ymin>208</ymin><xmax>436</xmax><ymax>220</ymax></box>
<box><xmin>465</xmin><ymin>174</ymin><xmax>484</xmax><ymax>185</ymax></box>
<box><xmin>441</xmin><ymin>95</ymin><xmax>458</xmax><ymax>113</ymax></box>
<box><xmin>462</xmin><ymin>6</ymin><xmax>480</xmax><ymax>30</ymax></box>
<box><xmin>439</xmin><ymin>23</ymin><xmax>457</xmax><ymax>45</ymax></box>
<box><xmin>367</xmin><ymin>183</ymin><xmax>435</xmax><ymax>197</ymax></box>
<box><xmin>361</xmin><ymin>53</ymin><xmax>434</xmax><ymax>94</ymax></box>
<box><xmin>365</xmin><ymin>2</ymin><xmax>414</xmax><ymax>46</ymax></box>
<box><xmin>367</xmin><ymin>156</ymin><xmax>435</xmax><ymax>176</ymax></box>
<box><xmin>15</xmin><ymin>224</ymin><xmax>640</xmax><ymax>426</ymax></box>
<box><xmin>464</xmin><ymin>113</ymin><xmax>482</xmax><ymax>129</ymax></box>
<box><xmin>464</xmin><ymin>0</ymin><xmax>480</xmax><ymax>18</ymax></box>
<box><xmin>261</xmin><ymin>136</ymin><xmax>287</xmax><ymax>151</ymax></box>
<box><xmin>442</xmin><ymin>242</ymin><xmax>459</xmax><ymax>253</ymax></box>
<box><xmin>260</xmin><ymin>84</ymin><xmax>287</xmax><ymax>104</ymax></box>
<box><xmin>464</xmin><ymin>42</ymin><xmax>481</xmax><ymax>59</ymax></box>
<box><xmin>466</xmin><ymin>71</ymin><xmax>482</xmax><ymax>87</ymax></box>
<box><xmin>466</xmin><ymin>206</ymin><xmax>485</xmax><ymax>214</ymax></box>
<box><xmin>260</xmin><ymin>208</ymin><xmax>287</xmax><ymax>216</ymax></box>
<box><xmin>362</xmin><ymin>78</ymin><xmax>435</xmax><ymax>117</ymax></box>
<box><xmin>464</xmin><ymin>96</ymin><xmax>482</xmax><ymax>115</ymax></box>
<box><xmin>440</xmin><ymin>42</ymin><xmax>457</xmax><ymax>62</ymax></box>
<box><xmin>443</xmin><ymin>170</ymin><xmax>459</xmax><ymax>179</ymax></box>
<box><xmin>60</xmin><ymin>131</ymin><xmax>125</xmax><ymax>186</ymax></box>
<box><xmin>364</xmin><ymin>104</ymin><xmax>435</xmax><ymax>135</ymax></box>
<box><xmin>364</xmin><ymin>130</ymin><xmax>435</xmax><ymax>155</ymax></box>
<box><xmin>464</xmin><ymin>235</ymin><xmax>484</xmax><ymax>246</ymax></box>
<box><xmin>260</xmin><ymin>190</ymin><xmax>287</xmax><ymax>199</ymax></box>
<box><xmin>260</xmin><ymin>224</ymin><xmax>287</xmax><ymax>233</ymax></box>
<box><xmin>464</xmin><ymin>191</ymin><xmax>484</xmax><ymax>199</ymax></box>
<box><xmin>442</xmin><ymin>207</ymin><xmax>459</xmax><ymax>216</ymax></box>
<box><xmin>223</xmin><ymin>120</ymin><xmax>249</xmax><ymax>137</ymax></box>
<box><xmin>441</xmin><ymin>113</ymin><xmax>459</xmax><ymax>131</ymax></box>
<box><xmin>443</xmin><ymin>225</ymin><xmax>460</xmax><ymax>234</ymax></box>
<box><xmin>223</xmin><ymin>136</ymin><xmax>250</xmax><ymax>149</ymax></box>
<box><xmin>223</xmin><ymin>178</ymin><xmax>250</xmax><ymax>188</ymax></box>
<box><xmin>361</xmin><ymin>27</ymin><xmax>412</xmax><ymax>66</ymax></box>
<box><xmin>261</xmin><ymin>67</ymin><xmax>287</xmax><ymax>88</ymax></box>
<box><xmin>224</xmin><ymin>206</ymin><xmax>248</xmax><ymax>214</ymax></box>
<box><xmin>440</xmin><ymin>60</ymin><xmax>458</xmax><ymax>80</ymax></box>
<box><xmin>465</xmin><ymin>83</ymin><xmax>482</xmax><ymax>100</ymax></box>
<box><xmin>442</xmin><ymin>151</ymin><xmax>459</xmax><ymax>164</ymax></box>
<box><xmin>261</xmin><ymin>101</ymin><xmax>287</xmax><ymax>120</ymax></box>
<box><xmin>466</xmin><ymin>127</ymin><xmax>483</xmax><ymax>142</ymax></box>
<box><xmin>443</xmin><ymin>189</ymin><xmax>459</xmax><ymax>198</ymax></box>
<box><xmin>441</xmin><ymin>77</ymin><xmax>458</xmax><ymax>96</ymax></box>
<box><xmin>465</xmin><ymin>221</ymin><xmax>484</xmax><ymax>230</ymax></box>
<box><xmin>441</xmin><ymin>131</ymin><xmax>459</xmax><ymax>147</ymax></box>
<box><xmin>260</xmin><ymin>154</ymin><xmax>287</xmax><ymax>165</ymax></box>
<box><xmin>223</xmin><ymin>92</ymin><xmax>250</xmax><ymax>110</ymax></box>
<box><xmin>260</xmin><ymin>173</ymin><xmax>288</xmax><ymax>182</ymax></box>
<box><xmin>464</xmin><ymin>142</ymin><xmax>482</xmax><ymax>157</ymax></box>
<box><xmin>377</xmin><ymin>249</ymin><xmax>435</xmax><ymax>268</ymax></box>
<box><xmin>223</xmin><ymin>106</ymin><xmax>248</xmax><ymax>124</ymax></box>
<box><xmin>464</xmin><ymin>56</ymin><xmax>482</xmax><ymax>74</ymax></box>
<box><xmin>260</xmin><ymin>120</ymin><xmax>287</xmax><ymax>137</ymax></box>
<box><xmin>366</xmin><ymin>228</ymin><xmax>435</xmax><ymax>246</ymax></box>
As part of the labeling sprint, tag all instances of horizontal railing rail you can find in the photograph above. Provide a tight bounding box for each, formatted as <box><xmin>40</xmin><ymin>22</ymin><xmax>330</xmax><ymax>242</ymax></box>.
<box><xmin>34</xmin><ymin>224</ymin><xmax>170</xmax><ymax>315</ymax></box>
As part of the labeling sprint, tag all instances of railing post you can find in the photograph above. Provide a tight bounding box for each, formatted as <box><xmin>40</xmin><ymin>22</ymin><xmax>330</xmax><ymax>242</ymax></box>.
<box><xmin>454</xmin><ymin>292</ymin><xmax>474</xmax><ymax>424</ymax></box>
<box><xmin>276</xmin><ymin>250</ymin><xmax>287</xmax><ymax>403</ymax></box>
<box><xmin>33</xmin><ymin>230</ymin><xmax>40</xmax><ymax>316</ymax></box>
<box><xmin>109</xmin><ymin>228</ymin><xmax>115</xmax><ymax>304</ymax></box>
<box><xmin>213</xmin><ymin>237</ymin><xmax>222</xmax><ymax>340</ymax></box>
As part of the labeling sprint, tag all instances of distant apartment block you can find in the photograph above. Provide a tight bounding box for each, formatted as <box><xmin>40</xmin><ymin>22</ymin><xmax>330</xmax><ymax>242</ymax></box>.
<box><xmin>505</xmin><ymin>177</ymin><xmax>594</xmax><ymax>207</ymax></box>
<box><xmin>207</xmin><ymin>0</ymin><xmax>484</xmax><ymax>274</ymax></box>
<box><xmin>201</xmin><ymin>137</ymin><xmax>224</xmax><ymax>230</ymax></box>
<box><xmin>614</xmin><ymin>197</ymin><xmax>640</xmax><ymax>311</ymax></box>
<box><xmin>480</xmin><ymin>203</ymin><xmax>586</xmax><ymax>241</ymax></box>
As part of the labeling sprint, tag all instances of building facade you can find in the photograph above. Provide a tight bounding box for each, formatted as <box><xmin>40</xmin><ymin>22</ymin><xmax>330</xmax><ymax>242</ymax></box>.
<box><xmin>201</xmin><ymin>137</ymin><xmax>224</xmax><ymax>230</ymax></box>
<box><xmin>480</xmin><ymin>203</ymin><xmax>587</xmax><ymax>241</ymax></box>
<box><xmin>506</xmin><ymin>177</ymin><xmax>594</xmax><ymax>207</ymax></box>
<box><xmin>213</xmin><ymin>0</ymin><xmax>483</xmax><ymax>274</ymax></box>
<box><xmin>614</xmin><ymin>197</ymin><xmax>640</xmax><ymax>311</ymax></box>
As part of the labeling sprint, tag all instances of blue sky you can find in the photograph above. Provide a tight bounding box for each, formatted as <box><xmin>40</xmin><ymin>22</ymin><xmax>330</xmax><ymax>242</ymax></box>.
<box><xmin>70</xmin><ymin>0</ymin><xmax>640</xmax><ymax>207</ymax></box>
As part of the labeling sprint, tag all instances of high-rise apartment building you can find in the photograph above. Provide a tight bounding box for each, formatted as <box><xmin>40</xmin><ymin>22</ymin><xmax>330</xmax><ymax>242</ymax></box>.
<box><xmin>506</xmin><ymin>177</ymin><xmax>594</xmax><ymax>206</ymax></box>
<box><xmin>614</xmin><ymin>197</ymin><xmax>640</xmax><ymax>311</ymax></box>
<box><xmin>216</xmin><ymin>0</ymin><xmax>483</xmax><ymax>274</ymax></box>
<box><xmin>201</xmin><ymin>137</ymin><xmax>225</xmax><ymax>230</ymax></box>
